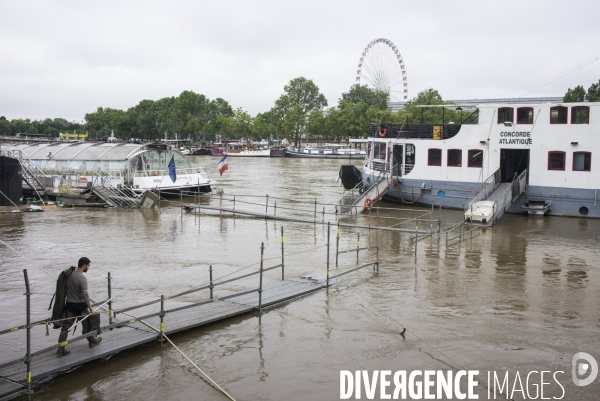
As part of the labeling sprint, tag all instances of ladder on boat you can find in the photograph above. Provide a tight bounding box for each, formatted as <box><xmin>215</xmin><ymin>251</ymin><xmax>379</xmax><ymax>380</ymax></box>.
<box><xmin>464</xmin><ymin>168</ymin><xmax>527</xmax><ymax>226</ymax></box>
<box><xmin>4</xmin><ymin>150</ymin><xmax>47</xmax><ymax>194</ymax></box>
<box><xmin>336</xmin><ymin>168</ymin><xmax>398</xmax><ymax>214</ymax></box>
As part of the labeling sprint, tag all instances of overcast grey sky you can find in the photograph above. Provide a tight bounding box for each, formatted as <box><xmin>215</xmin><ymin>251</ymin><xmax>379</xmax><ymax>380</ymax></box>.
<box><xmin>1</xmin><ymin>0</ymin><xmax>599</xmax><ymax>122</ymax></box>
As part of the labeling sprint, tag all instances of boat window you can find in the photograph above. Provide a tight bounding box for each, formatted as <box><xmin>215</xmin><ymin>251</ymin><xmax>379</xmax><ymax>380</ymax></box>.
<box><xmin>550</xmin><ymin>106</ymin><xmax>568</xmax><ymax>124</ymax></box>
<box><xmin>428</xmin><ymin>149</ymin><xmax>441</xmax><ymax>166</ymax></box>
<box><xmin>467</xmin><ymin>149</ymin><xmax>483</xmax><ymax>167</ymax></box>
<box><xmin>405</xmin><ymin>144</ymin><xmax>415</xmax><ymax>174</ymax></box>
<box><xmin>373</xmin><ymin>142</ymin><xmax>387</xmax><ymax>160</ymax></box>
<box><xmin>573</xmin><ymin>152</ymin><xmax>591</xmax><ymax>171</ymax></box>
<box><xmin>571</xmin><ymin>106</ymin><xmax>590</xmax><ymax>124</ymax></box>
<box><xmin>548</xmin><ymin>151</ymin><xmax>566</xmax><ymax>171</ymax></box>
<box><xmin>516</xmin><ymin>107</ymin><xmax>534</xmax><ymax>124</ymax></box>
<box><xmin>498</xmin><ymin>108</ymin><xmax>514</xmax><ymax>124</ymax></box>
<box><xmin>447</xmin><ymin>149</ymin><xmax>462</xmax><ymax>167</ymax></box>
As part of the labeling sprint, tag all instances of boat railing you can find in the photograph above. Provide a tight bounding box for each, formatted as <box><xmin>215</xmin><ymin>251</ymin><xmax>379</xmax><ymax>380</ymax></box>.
<box><xmin>492</xmin><ymin>185</ymin><xmax>514</xmax><ymax>217</ymax></box>
<box><xmin>369</xmin><ymin>123</ymin><xmax>463</xmax><ymax>140</ymax></box>
<box><xmin>511</xmin><ymin>168</ymin><xmax>528</xmax><ymax>200</ymax></box>
<box><xmin>134</xmin><ymin>167</ymin><xmax>207</xmax><ymax>178</ymax></box>
<box><xmin>336</xmin><ymin>167</ymin><xmax>394</xmax><ymax>213</ymax></box>
<box><xmin>372</xmin><ymin>160</ymin><xmax>388</xmax><ymax>172</ymax></box>
<box><xmin>463</xmin><ymin>168</ymin><xmax>501</xmax><ymax>212</ymax></box>
<box><xmin>91</xmin><ymin>172</ymin><xmax>142</xmax><ymax>206</ymax></box>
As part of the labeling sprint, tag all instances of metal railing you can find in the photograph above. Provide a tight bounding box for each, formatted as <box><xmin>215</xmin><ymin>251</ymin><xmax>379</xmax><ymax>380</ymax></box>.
<box><xmin>0</xmin><ymin>226</ymin><xmax>379</xmax><ymax>400</ymax></box>
<box><xmin>91</xmin><ymin>173</ymin><xmax>141</xmax><ymax>207</ymax></box>
<box><xmin>463</xmin><ymin>168</ymin><xmax>501</xmax><ymax>212</ymax></box>
<box><xmin>512</xmin><ymin>168</ymin><xmax>528</xmax><ymax>200</ymax></box>
<box><xmin>133</xmin><ymin>167</ymin><xmax>209</xmax><ymax>178</ymax></box>
<box><xmin>335</xmin><ymin>164</ymin><xmax>402</xmax><ymax>214</ymax></box>
<box><xmin>2</xmin><ymin>149</ymin><xmax>48</xmax><ymax>189</ymax></box>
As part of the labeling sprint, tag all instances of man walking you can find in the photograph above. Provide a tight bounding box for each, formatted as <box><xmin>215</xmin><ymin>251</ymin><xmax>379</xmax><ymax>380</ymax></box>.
<box><xmin>57</xmin><ymin>257</ymin><xmax>102</xmax><ymax>356</ymax></box>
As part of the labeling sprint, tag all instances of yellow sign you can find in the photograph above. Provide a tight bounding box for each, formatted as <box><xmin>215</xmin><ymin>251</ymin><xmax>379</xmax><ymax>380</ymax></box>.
<box><xmin>433</xmin><ymin>126</ymin><xmax>443</xmax><ymax>140</ymax></box>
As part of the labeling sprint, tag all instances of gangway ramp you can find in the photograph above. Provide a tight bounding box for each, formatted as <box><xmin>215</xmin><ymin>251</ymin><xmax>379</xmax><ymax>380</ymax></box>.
<box><xmin>464</xmin><ymin>169</ymin><xmax>527</xmax><ymax>226</ymax></box>
<box><xmin>336</xmin><ymin>172</ymin><xmax>394</xmax><ymax>214</ymax></box>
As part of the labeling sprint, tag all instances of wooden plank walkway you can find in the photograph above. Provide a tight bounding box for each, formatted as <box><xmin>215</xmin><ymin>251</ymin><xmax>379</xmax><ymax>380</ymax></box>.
<box><xmin>0</xmin><ymin>276</ymin><xmax>330</xmax><ymax>400</ymax></box>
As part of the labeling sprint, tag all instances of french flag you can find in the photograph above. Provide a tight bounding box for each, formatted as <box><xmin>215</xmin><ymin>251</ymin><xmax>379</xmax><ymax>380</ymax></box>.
<box><xmin>217</xmin><ymin>155</ymin><xmax>228</xmax><ymax>176</ymax></box>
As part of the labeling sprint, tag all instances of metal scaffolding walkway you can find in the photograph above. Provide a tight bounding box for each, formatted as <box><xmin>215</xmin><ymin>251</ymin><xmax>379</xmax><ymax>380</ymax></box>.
<box><xmin>0</xmin><ymin>229</ymin><xmax>378</xmax><ymax>400</ymax></box>
<box><xmin>0</xmin><ymin>276</ymin><xmax>333</xmax><ymax>400</ymax></box>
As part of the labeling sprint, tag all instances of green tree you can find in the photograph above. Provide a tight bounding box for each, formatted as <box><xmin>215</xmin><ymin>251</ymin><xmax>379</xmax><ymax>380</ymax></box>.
<box><xmin>400</xmin><ymin>88</ymin><xmax>461</xmax><ymax>125</ymax></box>
<box><xmin>586</xmin><ymin>80</ymin><xmax>600</xmax><ymax>102</ymax></box>
<box><xmin>306</xmin><ymin>109</ymin><xmax>328</xmax><ymax>142</ymax></box>
<box><xmin>324</xmin><ymin>107</ymin><xmax>344</xmax><ymax>141</ymax></box>
<box><xmin>252</xmin><ymin>113</ymin><xmax>275</xmax><ymax>142</ymax></box>
<box><xmin>338</xmin><ymin>101</ymin><xmax>368</xmax><ymax>139</ymax></box>
<box><xmin>129</xmin><ymin>99</ymin><xmax>160</xmax><ymax>140</ymax></box>
<box><xmin>176</xmin><ymin>90</ymin><xmax>209</xmax><ymax>138</ymax></box>
<box><xmin>228</xmin><ymin>108</ymin><xmax>254</xmax><ymax>143</ymax></box>
<box><xmin>10</xmin><ymin>119</ymin><xmax>36</xmax><ymax>135</ymax></box>
<box><xmin>564</xmin><ymin>85</ymin><xmax>586</xmax><ymax>103</ymax></box>
<box><xmin>203</xmin><ymin>97</ymin><xmax>233</xmax><ymax>142</ymax></box>
<box><xmin>156</xmin><ymin>96</ymin><xmax>177</xmax><ymax>139</ymax></box>
<box><xmin>339</xmin><ymin>84</ymin><xmax>389</xmax><ymax>110</ymax></box>
<box><xmin>280</xmin><ymin>104</ymin><xmax>305</xmax><ymax>145</ymax></box>
<box><xmin>0</xmin><ymin>119</ymin><xmax>10</xmax><ymax>136</ymax></box>
<box><xmin>270</xmin><ymin>77</ymin><xmax>328</xmax><ymax>146</ymax></box>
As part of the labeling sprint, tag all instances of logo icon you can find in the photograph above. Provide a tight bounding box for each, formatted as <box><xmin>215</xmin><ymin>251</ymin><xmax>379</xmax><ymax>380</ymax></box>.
<box><xmin>572</xmin><ymin>352</ymin><xmax>598</xmax><ymax>386</ymax></box>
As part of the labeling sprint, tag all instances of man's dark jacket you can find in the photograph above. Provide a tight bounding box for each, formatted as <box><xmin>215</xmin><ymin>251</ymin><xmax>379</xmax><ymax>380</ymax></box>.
<box><xmin>50</xmin><ymin>266</ymin><xmax>76</xmax><ymax>329</ymax></box>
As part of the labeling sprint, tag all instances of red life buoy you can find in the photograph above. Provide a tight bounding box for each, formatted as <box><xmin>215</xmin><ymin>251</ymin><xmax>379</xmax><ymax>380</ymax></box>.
<box><xmin>377</xmin><ymin>127</ymin><xmax>387</xmax><ymax>137</ymax></box>
<box><xmin>363</xmin><ymin>197</ymin><xmax>373</xmax><ymax>212</ymax></box>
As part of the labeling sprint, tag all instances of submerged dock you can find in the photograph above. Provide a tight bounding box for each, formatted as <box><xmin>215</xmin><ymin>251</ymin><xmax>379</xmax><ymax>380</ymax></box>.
<box><xmin>0</xmin><ymin>227</ymin><xmax>378</xmax><ymax>400</ymax></box>
<box><xmin>0</xmin><ymin>277</ymin><xmax>330</xmax><ymax>399</ymax></box>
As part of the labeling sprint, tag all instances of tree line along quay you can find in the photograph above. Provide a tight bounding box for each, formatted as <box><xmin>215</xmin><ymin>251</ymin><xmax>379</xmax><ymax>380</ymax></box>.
<box><xmin>1</xmin><ymin>78</ymin><xmax>599</xmax><ymax>146</ymax></box>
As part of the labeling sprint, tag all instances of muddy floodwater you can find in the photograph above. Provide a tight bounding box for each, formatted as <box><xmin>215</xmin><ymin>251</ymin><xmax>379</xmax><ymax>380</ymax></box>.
<box><xmin>1</xmin><ymin>156</ymin><xmax>599</xmax><ymax>400</ymax></box>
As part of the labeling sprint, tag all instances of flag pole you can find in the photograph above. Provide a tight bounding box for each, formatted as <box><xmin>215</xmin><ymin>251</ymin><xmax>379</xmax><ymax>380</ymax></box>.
<box><xmin>158</xmin><ymin>152</ymin><xmax>178</xmax><ymax>196</ymax></box>
<box><xmin>157</xmin><ymin>152</ymin><xmax>169</xmax><ymax>195</ymax></box>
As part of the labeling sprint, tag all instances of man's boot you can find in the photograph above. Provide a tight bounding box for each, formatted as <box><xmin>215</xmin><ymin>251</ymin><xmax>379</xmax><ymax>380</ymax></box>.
<box><xmin>86</xmin><ymin>313</ymin><xmax>103</xmax><ymax>348</ymax></box>
<box><xmin>88</xmin><ymin>335</ymin><xmax>103</xmax><ymax>348</ymax></box>
<box><xmin>57</xmin><ymin>329</ymin><xmax>70</xmax><ymax>356</ymax></box>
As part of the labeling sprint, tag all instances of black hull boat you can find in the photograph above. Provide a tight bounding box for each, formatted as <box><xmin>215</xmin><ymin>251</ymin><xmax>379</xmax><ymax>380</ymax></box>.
<box><xmin>191</xmin><ymin>147</ymin><xmax>213</xmax><ymax>155</ymax></box>
<box><xmin>270</xmin><ymin>146</ymin><xmax>286</xmax><ymax>157</ymax></box>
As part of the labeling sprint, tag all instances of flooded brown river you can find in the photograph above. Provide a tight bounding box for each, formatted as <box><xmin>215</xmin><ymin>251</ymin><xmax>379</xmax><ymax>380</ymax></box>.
<box><xmin>1</xmin><ymin>156</ymin><xmax>599</xmax><ymax>400</ymax></box>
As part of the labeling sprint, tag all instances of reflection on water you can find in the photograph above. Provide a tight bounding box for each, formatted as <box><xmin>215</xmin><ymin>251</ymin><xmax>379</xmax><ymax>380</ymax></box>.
<box><xmin>1</xmin><ymin>157</ymin><xmax>599</xmax><ymax>400</ymax></box>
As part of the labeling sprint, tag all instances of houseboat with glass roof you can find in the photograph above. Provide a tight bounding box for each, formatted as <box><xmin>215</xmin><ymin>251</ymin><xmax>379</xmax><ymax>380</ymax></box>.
<box><xmin>4</xmin><ymin>141</ymin><xmax>214</xmax><ymax>195</ymax></box>
<box><xmin>356</xmin><ymin>101</ymin><xmax>599</xmax><ymax>218</ymax></box>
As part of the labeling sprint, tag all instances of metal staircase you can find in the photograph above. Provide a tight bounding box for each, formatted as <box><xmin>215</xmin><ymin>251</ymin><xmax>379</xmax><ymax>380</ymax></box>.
<box><xmin>90</xmin><ymin>174</ymin><xmax>142</xmax><ymax>208</ymax></box>
<box><xmin>336</xmin><ymin>166</ymin><xmax>399</xmax><ymax>213</ymax></box>
<box><xmin>4</xmin><ymin>150</ymin><xmax>48</xmax><ymax>193</ymax></box>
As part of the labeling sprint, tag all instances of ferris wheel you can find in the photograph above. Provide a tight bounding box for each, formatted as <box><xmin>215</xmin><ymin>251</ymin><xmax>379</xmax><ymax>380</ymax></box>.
<box><xmin>356</xmin><ymin>38</ymin><xmax>408</xmax><ymax>101</ymax></box>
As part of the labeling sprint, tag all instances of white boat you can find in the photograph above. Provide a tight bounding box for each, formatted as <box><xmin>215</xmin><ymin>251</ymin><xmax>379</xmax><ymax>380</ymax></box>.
<box><xmin>464</xmin><ymin>201</ymin><xmax>495</xmax><ymax>225</ymax></box>
<box><xmin>348</xmin><ymin>101</ymin><xmax>600</xmax><ymax>218</ymax></box>
<box><xmin>286</xmin><ymin>144</ymin><xmax>366</xmax><ymax>159</ymax></box>
<box><xmin>4</xmin><ymin>142</ymin><xmax>215</xmax><ymax>196</ymax></box>
<box><xmin>226</xmin><ymin>147</ymin><xmax>271</xmax><ymax>157</ymax></box>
